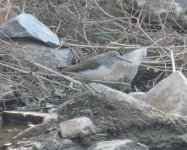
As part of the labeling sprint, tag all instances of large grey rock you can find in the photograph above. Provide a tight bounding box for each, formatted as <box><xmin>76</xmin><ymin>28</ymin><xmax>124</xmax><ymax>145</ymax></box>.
<box><xmin>0</xmin><ymin>13</ymin><xmax>60</xmax><ymax>47</ymax></box>
<box><xmin>89</xmin><ymin>139</ymin><xmax>149</xmax><ymax>150</ymax></box>
<box><xmin>120</xmin><ymin>47</ymin><xmax>147</xmax><ymax>82</ymax></box>
<box><xmin>16</xmin><ymin>39</ymin><xmax>74</xmax><ymax>68</ymax></box>
<box><xmin>60</xmin><ymin>117</ymin><xmax>96</xmax><ymax>138</ymax></box>
<box><xmin>122</xmin><ymin>47</ymin><xmax>147</xmax><ymax>62</ymax></box>
<box><xmin>135</xmin><ymin>71</ymin><xmax>187</xmax><ymax>116</ymax></box>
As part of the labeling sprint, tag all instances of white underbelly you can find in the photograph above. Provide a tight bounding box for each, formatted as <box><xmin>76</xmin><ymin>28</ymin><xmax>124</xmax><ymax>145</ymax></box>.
<box><xmin>80</xmin><ymin>66</ymin><xmax>112</xmax><ymax>80</ymax></box>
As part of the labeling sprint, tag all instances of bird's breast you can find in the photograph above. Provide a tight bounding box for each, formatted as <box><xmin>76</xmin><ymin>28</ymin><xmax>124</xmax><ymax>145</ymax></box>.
<box><xmin>103</xmin><ymin>63</ymin><xmax>127</xmax><ymax>81</ymax></box>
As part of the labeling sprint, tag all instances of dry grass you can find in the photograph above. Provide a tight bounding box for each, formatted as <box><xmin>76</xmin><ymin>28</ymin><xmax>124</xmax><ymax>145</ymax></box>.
<box><xmin>0</xmin><ymin>40</ymin><xmax>82</xmax><ymax>109</ymax></box>
<box><xmin>0</xmin><ymin>0</ymin><xmax>186</xmax><ymax>109</ymax></box>
<box><xmin>9</xmin><ymin>0</ymin><xmax>186</xmax><ymax>71</ymax></box>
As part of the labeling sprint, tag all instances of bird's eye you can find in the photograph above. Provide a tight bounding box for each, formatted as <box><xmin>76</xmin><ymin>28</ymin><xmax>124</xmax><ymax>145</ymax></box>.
<box><xmin>113</xmin><ymin>54</ymin><xmax>117</xmax><ymax>57</ymax></box>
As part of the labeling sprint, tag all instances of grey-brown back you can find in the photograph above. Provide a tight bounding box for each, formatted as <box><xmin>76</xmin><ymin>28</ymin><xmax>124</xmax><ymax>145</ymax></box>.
<box><xmin>63</xmin><ymin>51</ymin><xmax>118</xmax><ymax>73</ymax></box>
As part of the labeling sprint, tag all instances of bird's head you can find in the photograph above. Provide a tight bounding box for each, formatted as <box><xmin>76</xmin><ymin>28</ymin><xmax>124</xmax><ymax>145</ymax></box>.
<box><xmin>106</xmin><ymin>51</ymin><xmax>121</xmax><ymax>58</ymax></box>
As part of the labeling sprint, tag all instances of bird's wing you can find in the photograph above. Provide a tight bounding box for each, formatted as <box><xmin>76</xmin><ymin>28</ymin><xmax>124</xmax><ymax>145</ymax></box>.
<box><xmin>62</xmin><ymin>59</ymin><xmax>101</xmax><ymax>73</ymax></box>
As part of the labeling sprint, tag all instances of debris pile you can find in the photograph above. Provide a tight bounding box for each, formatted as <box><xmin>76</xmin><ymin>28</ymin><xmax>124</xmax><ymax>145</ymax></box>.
<box><xmin>0</xmin><ymin>0</ymin><xmax>187</xmax><ymax>150</ymax></box>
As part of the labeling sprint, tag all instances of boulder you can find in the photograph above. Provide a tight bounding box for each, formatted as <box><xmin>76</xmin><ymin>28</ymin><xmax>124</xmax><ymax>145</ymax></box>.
<box><xmin>88</xmin><ymin>139</ymin><xmax>149</xmax><ymax>150</ymax></box>
<box><xmin>2</xmin><ymin>82</ymin><xmax>187</xmax><ymax>150</ymax></box>
<box><xmin>16</xmin><ymin>39</ymin><xmax>74</xmax><ymax>68</ymax></box>
<box><xmin>134</xmin><ymin>71</ymin><xmax>187</xmax><ymax>116</ymax></box>
<box><xmin>0</xmin><ymin>13</ymin><xmax>60</xmax><ymax>47</ymax></box>
<box><xmin>58</xmin><ymin>83</ymin><xmax>187</xmax><ymax>149</ymax></box>
<box><xmin>60</xmin><ymin>117</ymin><xmax>96</xmax><ymax>138</ymax></box>
<box><xmin>121</xmin><ymin>47</ymin><xmax>147</xmax><ymax>82</ymax></box>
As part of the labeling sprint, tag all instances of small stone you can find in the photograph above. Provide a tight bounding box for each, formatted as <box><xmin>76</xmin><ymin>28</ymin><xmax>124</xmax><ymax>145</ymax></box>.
<box><xmin>61</xmin><ymin>139</ymin><xmax>74</xmax><ymax>145</ymax></box>
<box><xmin>59</xmin><ymin>117</ymin><xmax>96</xmax><ymax>138</ymax></box>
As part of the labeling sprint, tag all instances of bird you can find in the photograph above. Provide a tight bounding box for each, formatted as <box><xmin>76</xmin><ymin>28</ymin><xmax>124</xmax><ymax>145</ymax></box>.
<box><xmin>59</xmin><ymin>51</ymin><xmax>132</xmax><ymax>82</ymax></box>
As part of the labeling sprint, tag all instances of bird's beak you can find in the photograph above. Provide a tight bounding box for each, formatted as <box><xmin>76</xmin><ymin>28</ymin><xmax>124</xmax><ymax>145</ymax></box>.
<box><xmin>116</xmin><ymin>55</ymin><xmax>132</xmax><ymax>63</ymax></box>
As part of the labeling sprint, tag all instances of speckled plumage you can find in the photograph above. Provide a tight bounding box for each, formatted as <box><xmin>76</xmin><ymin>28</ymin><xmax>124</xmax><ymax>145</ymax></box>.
<box><xmin>62</xmin><ymin>51</ymin><xmax>127</xmax><ymax>81</ymax></box>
